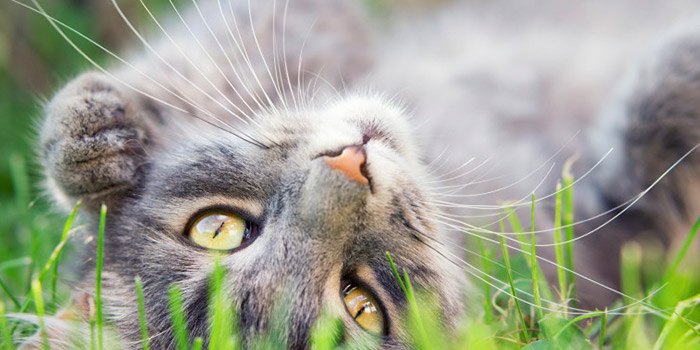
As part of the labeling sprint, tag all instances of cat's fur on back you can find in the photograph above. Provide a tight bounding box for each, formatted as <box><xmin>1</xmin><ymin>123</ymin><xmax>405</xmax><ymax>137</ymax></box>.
<box><xmin>32</xmin><ymin>0</ymin><xmax>700</xmax><ymax>348</ymax></box>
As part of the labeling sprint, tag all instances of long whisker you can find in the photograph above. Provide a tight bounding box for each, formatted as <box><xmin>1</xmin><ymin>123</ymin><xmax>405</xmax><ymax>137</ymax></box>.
<box><xmin>281</xmin><ymin>0</ymin><xmax>298</xmax><ymax>112</ymax></box>
<box><xmin>430</xmin><ymin>147</ymin><xmax>613</xmax><ymax>210</ymax></box>
<box><xmin>18</xmin><ymin>0</ymin><xmax>267</xmax><ymax>149</ymax></box>
<box><xmin>424</xmin><ymin>146</ymin><xmax>451</xmax><ymax>170</ymax></box>
<box><xmin>295</xmin><ymin>17</ymin><xmax>320</xmax><ymax>110</ymax></box>
<box><xmin>433</xmin><ymin>145</ymin><xmax>697</xmax><ymax>240</ymax></box>
<box><xmin>226</xmin><ymin>0</ymin><xmax>278</xmax><ymax>110</ymax></box>
<box><xmin>270</xmin><ymin>0</ymin><xmax>281</xmax><ymax>106</ymax></box>
<box><xmin>429</xmin><ymin>131</ymin><xmax>581</xmax><ymax>198</ymax></box>
<box><xmin>428</xmin><ymin>167</ymin><xmax>556</xmax><ymax>222</ymax></box>
<box><xmin>246</xmin><ymin>0</ymin><xmax>288</xmax><ymax>110</ymax></box>
<box><xmin>429</xmin><ymin>218</ymin><xmax>672</xmax><ymax>315</ymax></box>
<box><xmin>215</xmin><ymin>0</ymin><xmax>270</xmax><ymax>114</ymax></box>
<box><xmin>114</xmin><ymin>0</ymin><xmax>248</xmax><ymax>127</ymax></box>
<box><xmin>411</xmin><ymin>224</ymin><xmax>669</xmax><ymax>316</ymax></box>
<box><xmin>534</xmin><ymin>145</ymin><xmax>698</xmax><ymax>246</ymax></box>
<box><xmin>183</xmin><ymin>0</ymin><xmax>263</xmax><ymax>120</ymax></box>
<box><xmin>145</xmin><ymin>0</ymin><xmax>257</xmax><ymax>123</ymax></box>
<box><xmin>426</xmin><ymin>157</ymin><xmax>477</xmax><ymax>182</ymax></box>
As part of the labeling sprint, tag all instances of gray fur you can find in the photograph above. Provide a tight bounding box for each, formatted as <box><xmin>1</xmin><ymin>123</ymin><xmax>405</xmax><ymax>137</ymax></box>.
<box><xmin>36</xmin><ymin>0</ymin><xmax>700</xmax><ymax>348</ymax></box>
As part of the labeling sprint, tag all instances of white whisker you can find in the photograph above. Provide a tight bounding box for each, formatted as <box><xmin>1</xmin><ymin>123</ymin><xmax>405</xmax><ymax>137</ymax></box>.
<box><xmin>246</xmin><ymin>0</ymin><xmax>287</xmax><ymax>110</ymax></box>
<box><xmin>18</xmin><ymin>0</ymin><xmax>266</xmax><ymax>148</ymax></box>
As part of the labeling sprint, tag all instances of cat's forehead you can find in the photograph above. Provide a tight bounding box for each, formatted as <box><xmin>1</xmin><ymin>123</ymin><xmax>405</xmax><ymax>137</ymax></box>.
<box><xmin>161</xmin><ymin>94</ymin><xmax>414</xmax><ymax>166</ymax></box>
<box><xmin>255</xmin><ymin>95</ymin><xmax>415</xmax><ymax>159</ymax></box>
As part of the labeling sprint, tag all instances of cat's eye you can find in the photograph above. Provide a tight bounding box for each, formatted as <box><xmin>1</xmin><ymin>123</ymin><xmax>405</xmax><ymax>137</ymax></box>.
<box><xmin>341</xmin><ymin>281</ymin><xmax>386</xmax><ymax>335</ymax></box>
<box><xmin>188</xmin><ymin>212</ymin><xmax>256</xmax><ymax>251</ymax></box>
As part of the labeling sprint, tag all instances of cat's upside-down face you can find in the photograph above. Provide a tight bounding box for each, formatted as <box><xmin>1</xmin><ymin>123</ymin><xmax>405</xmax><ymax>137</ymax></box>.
<box><xmin>51</xmin><ymin>86</ymin><xmax>463</xmax><ymax>348</ymax></box>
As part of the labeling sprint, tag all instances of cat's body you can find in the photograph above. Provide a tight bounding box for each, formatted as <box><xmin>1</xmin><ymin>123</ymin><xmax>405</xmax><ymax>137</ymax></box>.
<box><xmin>31</xmin><ymin>0</ymin><xmax>700</xmax><ymax>348</ymax></box>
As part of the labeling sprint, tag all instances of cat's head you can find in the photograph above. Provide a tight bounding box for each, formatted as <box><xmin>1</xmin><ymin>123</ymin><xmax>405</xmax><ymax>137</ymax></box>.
<box><xmin>66</xmin><ymin>92</ymin><xmax>463</xmax><ymax>348</ymax></box>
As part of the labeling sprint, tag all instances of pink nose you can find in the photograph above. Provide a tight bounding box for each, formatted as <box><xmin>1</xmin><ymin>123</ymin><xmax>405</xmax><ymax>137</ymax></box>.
<box><xmin>323</xmin><ymin>145</ymin><xmax>369</xmax><ymax>185</ymax></box>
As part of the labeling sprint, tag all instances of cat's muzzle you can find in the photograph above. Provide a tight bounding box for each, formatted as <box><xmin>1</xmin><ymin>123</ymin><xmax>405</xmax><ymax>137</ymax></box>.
<box><xmin>298</xmin><ymin>144</ymin><xmax>372</xmax><ymax>236</ymax></box>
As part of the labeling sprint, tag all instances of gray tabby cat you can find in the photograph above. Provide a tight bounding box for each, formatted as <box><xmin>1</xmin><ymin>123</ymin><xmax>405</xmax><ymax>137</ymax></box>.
<box><xmin>31</xmin><ymin>0</ymin><xmax>700</xmax><ymax>348</ymax></box>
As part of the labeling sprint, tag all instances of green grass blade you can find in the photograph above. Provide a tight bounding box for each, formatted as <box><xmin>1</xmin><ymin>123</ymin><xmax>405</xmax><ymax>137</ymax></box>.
<box><xmin>191</xmin><ymin>337</ymin><xmax>203</xmax><ymax>350</ymax></box>
<box><xmin>14</xmin><ymin>201</ymin><xmax>82</xmax><ymax>315</ymax></box>
<box><xmin>552</xmin><ymin>311</ymin><xmax>605</xmax><ymax>339</ymax></box>
<box><xmin>0</xmin><ymin>278</ymin><xmax>20</xmax><ymax>309</ymax></box>
<box><xmin>562</xmin><ymin>161</ymin><xmax>576</xmax><ymax>307</ymax></box>
<box><xmin>0</xmin><ymin>257</ymin><xmax>31</xmax><ymax>272</ymax></box>
<box><xmin>390</xmin><ymin>248</ymin><xmax>446</xmax><ymax>350</ymax></box>
<box><xmin>385</xmin><ymin>252</ymin><xmax>408</xmax><ymax>295</ymax></box>
<box><xmin>208</xmin><ymin>258</ymin><xmax>235</xmax><ymax>350</ymax></box>
<box><xmin>135</xmin><ymin>277</ymin><xmax>151</xmax><ymax>350</ymax></box>
<box><xmin>31</xmin><ymin>279</ymin><xmax>49</xmax><ymax>350</ymax></box>
<box><xmin>505</xmin><ymin>202</ymin><xmax>546</xmax><ymax>320</ymax></box>
<box><xmin>664</xmin><ymin>216</ymin><xmax>700</xmax><ymax>283</ymax></box>
<box><xmin>530</xmin><ymin>194</ymin><xmax>543</xmax><ymax>319</ymax></box>
<box><xmin>168</xmin><ymin>285</ymin><xmax>189</xmax><ymax>350</ymax></box>
<box><xmin>621</xmin><ymin>242</ymin><xmax>642</xmax><ymax>306</ymax></box>
<box><xmin>402</xmin><ymin>271</ymin><xmax>432</xmax><ymax>350</ymax></box>
<box><xmin>498</xmin><ymin>220</ymin><xmax>530</xmax><ymax>344</ymax></box>
<box><xmin>599</xmin><ymin>308</ymin><xmax>608</xmax><ymax>349</ymax></box>
<box><xmin>50</xmin><ymin>263</ymin><xmax>59</xmax><ymax>311</ymax></box>
<box><xmin>310</xmin><ymin>311</ymin><xmax>343</xmax><ymax>350</ymax></box>
<box><xmin>652</xmin><ymin>293</ymin><xmax>700</xmax><ymax>350</ymax></box>
<box><xmin>0</xmin><ymin>301</ymin><xmax>12</xmax><ymax>350</ymax></box>
<box><xmin>7</xmin><ymin>201</ymin><xmax>83</xmax><ymax>337</ymax></box>
<box><xmin>552</xmin><ymin>182</ymin><xmax>568</xmax><ymax>314</ymax></box>
<box><xmin>95</xmin><ymin>204</ymin><xmax>107</xmax><ymax>350</ymax></box>
<box><xmin>50</xmin><ymin>200</ymin><xmax>81</xmax><ymax>309</ymax></box>
<box><xmin>475</xmin><ymin>237</ymin><xmax>494</xmax><ymax>323</ymax></box>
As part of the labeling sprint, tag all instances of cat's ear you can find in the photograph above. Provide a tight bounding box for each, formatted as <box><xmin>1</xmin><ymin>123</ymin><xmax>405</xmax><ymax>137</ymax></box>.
<box><xmin>40</xmin><ymin>71</ymin><xmax>157</xmax><ymax>213</ymax></box>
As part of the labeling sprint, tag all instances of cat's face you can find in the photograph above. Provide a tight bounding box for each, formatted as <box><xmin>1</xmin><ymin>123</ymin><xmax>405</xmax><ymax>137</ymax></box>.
<box><xmin>96</xmin><ymin>95</ymin><xmax>463</xmax><ymax>348</ymax></box>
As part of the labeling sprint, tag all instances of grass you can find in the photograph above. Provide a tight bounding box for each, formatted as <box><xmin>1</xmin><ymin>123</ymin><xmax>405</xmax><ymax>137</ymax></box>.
<box><xmin>2</xmin><ymin>0</ymin><xmax>700</xmax><ymax>349</ymax></box>
<box><xmin>134</xmin><ymin>277</ymin><xmax>151</xmax><ymax>350</ymax></box>
<box><xmin>1</xmin><ymin>169</ymin><xmax>691</xmax><ymax>348</ymax></box>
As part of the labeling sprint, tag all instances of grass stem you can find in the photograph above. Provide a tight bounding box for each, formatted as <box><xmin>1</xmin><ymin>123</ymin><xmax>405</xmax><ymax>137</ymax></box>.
<box><xmin>0</xmin><ymin>279</ymin><xmax>19</xmax><ymax>310</ymax></box>
<box><xmin>475</xmin><ymin>238</ymin><xmax>494</xmax><ymax>323</ymax></box>
<box><xmin>664</xmin><ymin>216</ymin><xmax>700</xmax><ymax>283</ymax></box>
<box><xmin>95</xmin><ymin>204</ymin><xmax>107</xmax><ymax>350</ymax></box>
<box><xmin>499</xmin><ymin>220</ymin><xmax>531</xmax><ymax>344</ymax></box>
<box><xmin>599</xmin><ymin>308</ymin><xmax>608</xmax><ymax>349</ymax></box>
<box><xmin>168</xmin><ymin>285</ymin><xmax>189</xmax><ymax>350</ymax></box>
<box><xmin>30</xmin><ymin>279</ymin><xmax>49</xmax><ymax>350</ymax></box>
<box><xmin>562</xmin><ymin>161</ymin><xmax>577</xmax><ymax>307</ymax></box>
<box><xmin>0</xmin><ymin>301</ymin><xmax>12</xmax><ymax>350</ymax></box>
<box><xmin>135</xmin><ymin>277</ymin><xmax>151</xmax><ymax>350</ymax></box>
<box><xmin>552</xmin><ymin>182</ymin><xmax>568</xmax><ymax>315</ymax></box>
<box><xmin>530</xmin><ymin>194</ymin><xmax>543</xmax><ymax>319</ymax></box>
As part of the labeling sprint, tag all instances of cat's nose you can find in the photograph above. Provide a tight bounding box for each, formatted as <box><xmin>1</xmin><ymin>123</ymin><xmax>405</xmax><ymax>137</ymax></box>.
<box><xmin>323</xmin><ymin>145</ymin><xmax>369</xmax><ymax>185</ymax></box>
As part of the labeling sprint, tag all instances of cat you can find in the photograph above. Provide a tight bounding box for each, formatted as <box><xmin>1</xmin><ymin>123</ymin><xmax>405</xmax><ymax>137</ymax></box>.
<box><xmin>25</xmin><ymin>0</ymin><xmax>700</xmax><ymax>348</ymax></box>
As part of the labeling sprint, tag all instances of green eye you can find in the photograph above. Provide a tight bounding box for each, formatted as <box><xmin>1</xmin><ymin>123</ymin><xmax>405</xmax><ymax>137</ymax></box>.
<box><xmin>342</xmin><ymin>282</ymin><xmax>386</xmax><ymax>335</ymax></box>
<box><xmin>188</xmin><ymin>212</ymin><xmax>253</xmax><ymax>251</ymax></box>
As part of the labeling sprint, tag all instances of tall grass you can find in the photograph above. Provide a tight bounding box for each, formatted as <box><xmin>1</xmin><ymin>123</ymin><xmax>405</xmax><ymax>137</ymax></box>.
<box><xmin>134</xmin><ymin>277</ymin><xmax>150</xmax><ymax>350</ymax></box>
<box><xmin>95</xmin><ymin>204</ymin><xmax>107</xmax><ymax>350</ymax></box>
<box><xmin>1</xmin><ymin>153</ymin><xmax>700</xmax><ymax>349</ymax></box>
<box><xmin>0</xmin><ymin>143</ymin><xmax>699</xmax><ymax>350</ymax></box>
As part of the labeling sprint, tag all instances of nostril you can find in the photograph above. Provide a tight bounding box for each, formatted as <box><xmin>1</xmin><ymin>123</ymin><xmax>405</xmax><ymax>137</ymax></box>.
<box><xmin>323</xmin><ymin>145</ymin><xmax>369</xmax><ymax>185</ymax></box>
